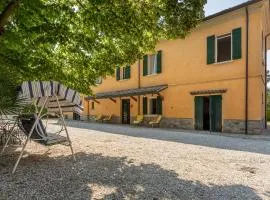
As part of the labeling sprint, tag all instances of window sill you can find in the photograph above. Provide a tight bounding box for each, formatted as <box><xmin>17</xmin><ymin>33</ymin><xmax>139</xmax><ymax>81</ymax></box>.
<box><xmin>214</xmin><ymin>60</ymin><xmax>234</xmax><ymax>65</ymax></box>
<box><xmin>118</xmin><ymin>79</ymin><xmax>130</xmax><ymax>82</ymax></box>
<box><xmin>145</xmin><ymin>73</ymin><xmax>159</xmax><ymax>77</ymax></box>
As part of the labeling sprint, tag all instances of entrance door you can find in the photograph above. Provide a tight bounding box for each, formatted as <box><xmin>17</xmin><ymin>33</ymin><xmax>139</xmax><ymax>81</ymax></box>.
<box><xmin>195</xmin><ymin>95</ymin><xmax>222</xmax><ymax>132</ymax></box>
<box><xmin>121</xmin><ymin>99</ymin><xmax>130</xmax><ymax>124</ymax></box>
<box><xmin>203</xmin><ymin>97</ymin><xmax>210</xmax><ymax>130</ymax></box>
<box><xmin>210</xmin><ymin>95</ymin><xmax>222</xmax><ymax>132</ymax></box>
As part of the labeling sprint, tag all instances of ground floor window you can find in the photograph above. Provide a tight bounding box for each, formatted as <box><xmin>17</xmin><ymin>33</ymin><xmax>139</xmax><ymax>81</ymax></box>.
<box><xmin>91</xmin><ymin>102</ymin><xmax>95</xmax><ymax>110</ymax></box>
<box><xmin>143</xmin><ymin>96</ymin><xmax>162</xmax><ymax>115</ymax></box>
<box><xmin>149</xmin><ymin>98</ymin><xmax>157</xmax><ymax>114</ymax></box>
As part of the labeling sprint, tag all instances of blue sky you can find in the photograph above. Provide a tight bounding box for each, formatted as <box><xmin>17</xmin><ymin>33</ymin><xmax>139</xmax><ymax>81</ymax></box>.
<box><xmin>204</xmin><ymin>0</ymin><xmax>249</xmax><ymax>16</ymax></box>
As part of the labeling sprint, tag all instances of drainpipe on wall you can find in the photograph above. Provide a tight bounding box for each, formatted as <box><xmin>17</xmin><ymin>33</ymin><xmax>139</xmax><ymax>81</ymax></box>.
<box><xmin>88</xmin><ymin>100</ymin><xmax>90</xmax><ymax>121</ymax></box>
<box><xmin>138</xmin><ymin>60</ymin><xmax>141</xmax><ymax>115</ymax></box>
<box><xmin>245</xmin><ymin>7</ymin><xmax>249</xmax><ymax>135</ymax></box>
<box><xmin>265</xmin><ymin>33</ymin><xmax>270</xmax><ymax>129</ymax></box>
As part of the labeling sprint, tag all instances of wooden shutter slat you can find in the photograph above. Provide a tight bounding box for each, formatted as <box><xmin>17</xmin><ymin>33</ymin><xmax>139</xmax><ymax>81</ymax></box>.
<box><xmin>143</xmin><ymin>55</ymin><xmax>148</xmax><ymax>76</ymax></box>
<box><xmin>143</xmin><ymin>97</ymin><xmax>148</xmax><ymax>115</ymax></box>
<box><xmin>232</xmin><ymin>27</ymin><xmax>242</xmax><ymax>60</ymax></box>
<box><xmin>195</xmin><ymin>96</ymin><xmax>204</xmax><ymax>130</ymax></box>
<box><xmin>210</xmin><ymin>95</ymin><xmax>222</xmax><ymax>132</ymax></box>
<box><xmin>157</xmin><ymin>51</ymin><xmax>162</xmax><ymax>74</ymax></box>
<box><xmin>116</xmin><ymin>67</ymin><xmax>120</xmax><ymax>81</ymax></box>
<box><xmin>125</xmin><ymin>65</ymin><xmax>131</xmax><ymax>79</ymax></box>
<box><xmin>207</xmin><ymin>35</ymin><xmax>215</xmax><ymax>64</ymax></box>
<box><xmin>156</xmin><ymin>96</ymin><xmax>162</xmax><ymax>115</ymax></box>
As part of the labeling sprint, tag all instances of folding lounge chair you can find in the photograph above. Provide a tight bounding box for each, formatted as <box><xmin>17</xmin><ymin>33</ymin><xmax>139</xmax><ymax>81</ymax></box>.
<box><xmin>94</xmin><ymin>114</ymin><xmax>103</xmax><ymax>122</ymax></box>
<box><xmin>149</xmin><ymin>115</ymin><xmax>162</xmax><ymax>128</ymax></box>
<box><xmin>133</xmin><ymin>115</ymin><xmax>144</xmax><ymax>126</ymax></box>
<box><xmin>102</xmin><ymin>114</ymin><xmax>113</xmax><ymax>123</ymax></box>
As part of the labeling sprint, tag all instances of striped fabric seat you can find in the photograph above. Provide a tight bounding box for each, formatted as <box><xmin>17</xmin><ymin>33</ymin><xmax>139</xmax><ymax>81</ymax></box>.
<box><xmin>20</xmin><ymin>81</ymin><xmax>83</xmax><ymax>114</ymax></box>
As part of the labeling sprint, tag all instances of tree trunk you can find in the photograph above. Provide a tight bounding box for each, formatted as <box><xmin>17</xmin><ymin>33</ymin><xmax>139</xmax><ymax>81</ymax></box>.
<box><xmin>0</xmin><ymin>0</ymin><xmax>19</xmax><ymax>35</ymax></box>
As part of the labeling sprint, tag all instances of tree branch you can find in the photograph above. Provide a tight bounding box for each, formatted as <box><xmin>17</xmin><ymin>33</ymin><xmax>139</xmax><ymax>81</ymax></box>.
<box><xmin>76</xmin><ymin>0</ymin><xmax>85</xmax><ymax>9</ymax></box>
<box><xmin>0</xmin><ymin>0</ymin><xmax>20</xmax><ymax>35</ymax></box>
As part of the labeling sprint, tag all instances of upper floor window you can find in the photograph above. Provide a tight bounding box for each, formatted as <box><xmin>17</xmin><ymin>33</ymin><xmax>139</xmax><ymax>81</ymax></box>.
<box><xmin>148</xmin><ymin>54</ymin><xmax>158</xmax><ymax>75</ymax></box>
<box><xmin>217</xmin><ymin>34</ymin><xmax>232</xmax><ymax>63</ymax></box>
<box><xmin>95</xmin><ymin>77</ymin><xmax>102</xmax><ymax>85</ymax></box>
<box><xmin>207</xmin><ymin>27</ymin><xmax>242</xmax><ymax>64</ymax></box>
<box><xmin>116</xmin><ymin>65</ymin><xmax>130</xmax><ymax>81</ymax></box>
<box><xmin>143</xmin><ymin>50</ymin><xmax>162</xmax><ymax>76</ymax></box>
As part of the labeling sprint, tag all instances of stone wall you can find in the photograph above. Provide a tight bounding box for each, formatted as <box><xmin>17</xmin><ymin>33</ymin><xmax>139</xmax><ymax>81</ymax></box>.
<box><xmin>223</xmin><ymin>119</ymin><xmax>264</xmax><ymax>134</ymax></box>
<box><xmin>86</xmin><ymin>115</ymin><xmax>265</xmax><ymax>134</ymax></box>
<box><xmin>160</xmin><ymin>118</ymin><xmax>194</xmax><ymax>130</ymax></box>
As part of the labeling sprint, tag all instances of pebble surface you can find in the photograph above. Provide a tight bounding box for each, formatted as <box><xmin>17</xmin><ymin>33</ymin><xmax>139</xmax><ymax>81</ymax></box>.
<box><xmin>1</xmin><ymin>121</ymin><xmax>270</xmax><ymax>200</ymax></box>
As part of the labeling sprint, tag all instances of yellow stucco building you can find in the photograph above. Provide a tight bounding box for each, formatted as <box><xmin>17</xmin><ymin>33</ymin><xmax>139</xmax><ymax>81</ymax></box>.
<box><xmin>83</xmin><ymin>0</ymin><xmax>270</xmax><ymax>134</ymax></box>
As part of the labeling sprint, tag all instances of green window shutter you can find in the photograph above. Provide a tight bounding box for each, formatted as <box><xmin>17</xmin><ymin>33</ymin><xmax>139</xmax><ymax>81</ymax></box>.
<box><xmin>210</xmin><ymin>95</ymin><xmax>222</xmax><ymax>132</ymax></box>
<box><xmin>232</xmin><ymin>27</ymin><xmax>242</xmax><ymax>60</ymax></box>
<box><xmin>125</xmin><ymin>65</ymin><xmax>131</xmax><ymax>79</ymax></box>
<box><xmin>143</xmin><ymin>97</ymin><xmax>148</xmax><ymax>115</ymax></box>
<box><xmin>143</xmin><ymin>55</ymin><xmax>148</xmax><ymax>76</ymax></box>
<box><xmin>195</xmin><ymin>96</ymin><xmax>204</xmax><ymax>130</ymax></box>
<box><xmin>116</xmin><ymin>67</ymin><xmax>120</xmax><ymax>81</ymax></box>
<box><xmin>207</xmin><ymin>35</ymin><xmax>215</xmax><ymax>64</ymax></box>
<box><xmin>156</xmin><ymin>50</ymin><xmax>162</xmax><ymax>74</ymax></box>
<box><xmin>156</xmin><ymin>96</ymin><xmax>163</xmax><ymax>115</ymax></box>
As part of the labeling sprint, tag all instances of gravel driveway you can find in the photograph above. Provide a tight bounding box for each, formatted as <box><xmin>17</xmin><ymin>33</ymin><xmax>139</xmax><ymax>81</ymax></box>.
<box><xmin>1</xmin><ymin>120</ymin><xmax>270</xmax><ymax>200</ymax></box>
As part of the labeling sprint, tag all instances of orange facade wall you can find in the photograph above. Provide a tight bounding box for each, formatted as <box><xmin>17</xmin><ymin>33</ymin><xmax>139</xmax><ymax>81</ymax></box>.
<box><xmin>84</xmin><ymin>1</ymin><xmax>269</xmax><ymax>130</ymax></box>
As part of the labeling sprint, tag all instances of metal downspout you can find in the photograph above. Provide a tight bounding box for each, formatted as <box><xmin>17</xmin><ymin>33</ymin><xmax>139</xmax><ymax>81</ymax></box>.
<box><xmin>138</xmin><ymin>60</ymin><xmax>141</xmax><ymax>115</ymax></box>
<box><xmin>245</xmin><ymin>7</ymin><xmax>249</xmax><ymax>134</ymax></box>
<box><xmin>265</xmin><ymin>33</ymin><xmax>270</xmax><ymax>129</ymax></box>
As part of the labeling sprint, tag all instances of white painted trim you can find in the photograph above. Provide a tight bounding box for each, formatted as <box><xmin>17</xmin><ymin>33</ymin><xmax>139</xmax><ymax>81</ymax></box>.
<box><xmin>147</xmin><ymin>53</ymin><xmax>158</xmax><ymax>75</ymax></box>
<box><xmin>214</xmin><ymin>60</ymin><xmax>234</xmax><ymax>65</ymax></box>
<box><xmin>216</xmin><ymin>32</ymin><xmax>233</xmax><ymax>63</ymax></box>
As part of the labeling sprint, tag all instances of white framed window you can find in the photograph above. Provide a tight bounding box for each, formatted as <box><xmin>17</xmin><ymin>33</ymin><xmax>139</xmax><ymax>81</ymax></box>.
<box><xmin>121</xmin><ymin>66</ymin><xmax>127</xmax><ymax>80</ymax></box>
<box><xmin>148</xmin><ymin>54</ymin><xmax>158</xmax><ymax>75</ymax></box>
<box><xmin>116</xmin><ymin>66</ymin><xmax>130</xmax><ymax>81</ymax></box>
<box><xmin>95</xmin><ymin>77</ymin><xmax>102</xmax><ymax>84</ymax></box>
<box><xmin>216</xmin><ymin>33</ymin><xmax>232</xmax><ymax>63</ymax></box>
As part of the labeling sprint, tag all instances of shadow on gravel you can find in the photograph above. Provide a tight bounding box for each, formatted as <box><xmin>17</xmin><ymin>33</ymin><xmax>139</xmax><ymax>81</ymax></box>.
<box><xmin>63</xmin><ymin>121</ymin><xmax>270</xmax><ymax>155</ymax></box>
<box><xmin>0</xmin><ymin>151</ymin><xmax>263</xmax><ymax>200</ymax></box>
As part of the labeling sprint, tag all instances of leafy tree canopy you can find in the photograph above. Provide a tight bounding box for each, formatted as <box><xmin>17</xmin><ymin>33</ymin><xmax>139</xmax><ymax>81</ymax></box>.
<box><xmin>0</xmin><ymin>0</ymin><xmax>206</xmax><ymax>94</ymax></box>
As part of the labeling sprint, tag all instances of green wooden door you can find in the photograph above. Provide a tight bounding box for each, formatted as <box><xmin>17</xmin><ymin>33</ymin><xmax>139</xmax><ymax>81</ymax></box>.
<box><xmin>122</xmin><ymin>99</ymin><xmax>130</xmax><ymax>124</ymax></box>
<box><xmin>195</xmin><ymin>96</ymin><xmax>204</xmax><ymax>130</ymax></box>
<box><xmin>210</xmin><ymin>95</ymin><xmax>222</xmax><ymax>132</ymax></box>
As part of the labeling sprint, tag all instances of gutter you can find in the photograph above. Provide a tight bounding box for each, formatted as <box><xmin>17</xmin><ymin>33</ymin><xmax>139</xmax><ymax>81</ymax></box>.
<box><xmin>266</xmin><ymin>0</ymin><xmax>270</xmax><ymax>128</ymax></box>
<box><xmin>138</xmin><ymin>60</ymin><xmax>141</xmax><ymax>114</ymax></box>
<box><xmin>265</xmin><ymin>33</ymin><xmax>270</xmax><ymax>129</ymax></box>
<box><xmin>245</xmin><ymin>7</ymin><xmax>249</xmax><ymax>135</ymax></box>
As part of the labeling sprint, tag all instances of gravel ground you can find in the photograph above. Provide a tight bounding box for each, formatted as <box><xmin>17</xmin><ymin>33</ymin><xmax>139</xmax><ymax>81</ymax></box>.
<box><xmin>1</xmin><ymin>120</ymin><xmax>270</xmax><ymax>200</ymax></box>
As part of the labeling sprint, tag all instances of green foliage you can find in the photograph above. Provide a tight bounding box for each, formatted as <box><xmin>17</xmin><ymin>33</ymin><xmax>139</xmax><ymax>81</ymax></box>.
<box><xmin>0</xmin><ymin>0</ymin><xmax>206</xmax><ymax>94</ymax></box>
<box><xmin>267</xmin><ymin>110</ymin><xmax>270</xmax><ymax>122</ymax></box>
<box><xmin>0</xmin><ymin>72</ymin><xmax>26</xmax><ymax>116</ymax></box>
<box><xmin>22</xmin><ymin>104</ymin><xmax>47</xmax><ymax>115</ymax></box>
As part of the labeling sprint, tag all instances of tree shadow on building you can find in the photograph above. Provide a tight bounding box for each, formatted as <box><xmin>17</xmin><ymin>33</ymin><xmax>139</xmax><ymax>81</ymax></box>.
<box><xmin>0</xmin><ymin>151</ymin><xmax>263</xmax><ymax>200</ymax></box>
